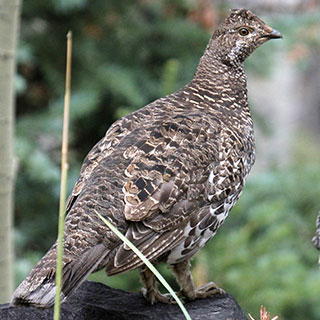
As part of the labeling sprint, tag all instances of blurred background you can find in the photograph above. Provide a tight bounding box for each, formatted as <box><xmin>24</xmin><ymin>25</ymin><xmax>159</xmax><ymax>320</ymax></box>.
<box><xmin>8</xmin><ymin>0</ymin><xmax>320</xmax><ymax>318</ymax></box>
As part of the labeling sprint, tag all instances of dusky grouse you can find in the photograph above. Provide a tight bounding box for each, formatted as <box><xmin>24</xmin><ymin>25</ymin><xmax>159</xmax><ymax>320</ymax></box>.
<box><xmin>11</xmin><ymin>9</ymin><xmax>282</xmax><ymax>307</ymax></box>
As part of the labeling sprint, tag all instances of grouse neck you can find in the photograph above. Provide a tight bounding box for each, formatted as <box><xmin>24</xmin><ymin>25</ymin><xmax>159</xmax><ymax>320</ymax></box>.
<box><xmin>192</xmin><ymin>53</ymin><xmax>248</xmax><ymax>97</ymax></box>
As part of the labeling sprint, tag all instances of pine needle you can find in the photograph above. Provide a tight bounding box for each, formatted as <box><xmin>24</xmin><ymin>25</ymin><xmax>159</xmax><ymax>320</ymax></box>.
<box><xmin>94</xmin><ymin>210</ymin><xmax>192</xmax><ymax>320</ymax></box>
<box><xmin>54</xmin><ymin>31</ymin><xmax>72</xmax><ymax>320</ymax></box>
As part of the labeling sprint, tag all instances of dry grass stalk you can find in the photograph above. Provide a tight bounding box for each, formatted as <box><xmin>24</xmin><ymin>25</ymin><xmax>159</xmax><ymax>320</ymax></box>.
<box><xmin>54</xmin><ymin>31</ymin><xmax>72</xmax><ymax>320</ymax></box>
<box><xmin>248</xmin><ymin>305</ymin><xmax>279</xmax><ymax>320</ymax></box>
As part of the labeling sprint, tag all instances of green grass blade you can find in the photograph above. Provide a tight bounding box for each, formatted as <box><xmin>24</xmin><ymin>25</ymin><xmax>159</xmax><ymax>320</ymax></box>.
<box><xmin>94</xmin><ymin>210</ymin><xmax>192</xmax><ymax>320</ymax></box>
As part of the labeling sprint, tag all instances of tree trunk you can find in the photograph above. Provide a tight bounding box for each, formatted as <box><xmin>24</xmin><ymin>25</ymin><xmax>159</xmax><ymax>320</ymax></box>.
<box><xmin>0</xmin><ymin>0</ymin><xmax>21</xmax><ymax>303</ymax></box>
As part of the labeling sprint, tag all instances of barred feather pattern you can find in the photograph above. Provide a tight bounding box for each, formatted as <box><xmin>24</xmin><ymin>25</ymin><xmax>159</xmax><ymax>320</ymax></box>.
<box><xmin>312</xmin><ymin>211</ymin><xmax>320</xmax><ymax>251</ymax></box>
<box><xmin>11</xmin><ymin>8</ymin><xmax>282</xmax><ymax>307</ymax></box>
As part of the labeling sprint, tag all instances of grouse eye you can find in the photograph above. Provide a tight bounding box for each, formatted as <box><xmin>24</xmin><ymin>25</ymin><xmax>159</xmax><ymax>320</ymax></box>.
<box><xmin>239</xmin><ymin>27</ymin><xmax>249</xmax><ymax>36</ymax></box>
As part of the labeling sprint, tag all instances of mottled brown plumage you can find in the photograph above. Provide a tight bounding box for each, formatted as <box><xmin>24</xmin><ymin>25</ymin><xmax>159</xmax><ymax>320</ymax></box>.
<box><xmin>11</xmin><ymin>9</ymin><xmax>282</xmax><ymax>307</ymax></box>
<box><xmin>313</xmin><ymin>211</ymin><xmax>320</xmax><ymax>266</ymax></box>
<box><xmin>312</xmin><ymin>211</ymin><xmax>320</xmax><ymax>250</ymax></box>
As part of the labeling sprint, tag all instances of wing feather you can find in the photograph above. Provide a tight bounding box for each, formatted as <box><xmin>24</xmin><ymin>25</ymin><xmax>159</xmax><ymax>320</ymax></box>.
<box><xmin>105</xmin><ymin>222</ymin><xmax>185</xmax><ymax>275</ymax></box>
<box><xmin>122</xmin><ymin>115</ymin><xmax>213</xmax><ymax>218</ymax></box>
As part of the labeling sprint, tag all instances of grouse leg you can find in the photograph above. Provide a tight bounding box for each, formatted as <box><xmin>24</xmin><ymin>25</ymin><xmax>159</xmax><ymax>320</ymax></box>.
<box><xmin>170</xmin><ymin>259</ymin><xmax>225</xmax><ymax>300</ymax></box>
<box><xmin>139</xmin><ymin>265</ymin><xmax>176</xmax><ymax>304</ymax></box>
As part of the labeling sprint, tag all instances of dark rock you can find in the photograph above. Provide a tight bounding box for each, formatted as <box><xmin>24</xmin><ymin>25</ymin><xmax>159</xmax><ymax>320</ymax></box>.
<box><xmin>0</xmin><ymin>281</ymin><xmax>248</xmax><ymax>320</ymax></box>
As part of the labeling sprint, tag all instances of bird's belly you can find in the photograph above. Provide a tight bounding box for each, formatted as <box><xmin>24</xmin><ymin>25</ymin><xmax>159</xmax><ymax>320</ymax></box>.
<box><xmin>166</xmin><ymin>226</ymin><xmax>218</xmax><ymax>265</ymax></box>
<box><xmin>166</xmin><ymin>190</ymin><xmax>240</xmax><ymax>265</ymax></box>
<box><xmin>166</xmin><ymin>158</ymin><xmax>249</xmax><ymax>265</ymax></box>
<box><xmin>166</xmin><ymin>131</ymin><xmax>255</xmax><ymax>265</ymax></box>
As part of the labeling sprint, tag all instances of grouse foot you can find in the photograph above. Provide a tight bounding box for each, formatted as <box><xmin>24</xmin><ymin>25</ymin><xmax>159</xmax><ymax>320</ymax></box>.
<box><xmin>140</xmin><ymin>287</ymin><xmax>177</xmax><ymax>304</ymax></box>
<box><xmin>189</xmin><ymin>281</ymin><xmax>225</xmax><ymax>299</ymax></box>
<box><xmin>139</xmin><ymin>260</ymin><xmax>225</xmax><ymax>304</ymax></box>
<box><xmin>139</xmin><ymin>266</ymin><xmax>178</xmax><ymax>304</ymax></box>
<box><xmin>170</xmin><ymin>259</ymin><xmax>225</xmax><ymax>301</ymax></box>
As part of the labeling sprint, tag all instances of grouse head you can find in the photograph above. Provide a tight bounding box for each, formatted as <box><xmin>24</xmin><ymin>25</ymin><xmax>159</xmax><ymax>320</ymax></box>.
<box><xmin>206</xmin><ymin>9</ymin><xmax>282</xmax><ymax>67</ymax></box>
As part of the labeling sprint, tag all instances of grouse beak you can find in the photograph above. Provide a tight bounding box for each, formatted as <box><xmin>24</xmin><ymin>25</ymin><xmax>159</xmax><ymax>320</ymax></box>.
<box><xmin>263</xmin><ymin>27</ymin><xmax>283</xmax><ymax>40</ymax></box>
<box><xmin>268</xmin><ymin>28</ymin><xmax>282</xmax><ymax>39</ymax></box>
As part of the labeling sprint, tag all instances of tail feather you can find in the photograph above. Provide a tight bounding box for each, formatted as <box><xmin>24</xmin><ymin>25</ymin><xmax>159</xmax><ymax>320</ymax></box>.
<box><xmin>10</xmin><ymin>243</ymin><xmax>109</xmax><ymax>308</ymax></box>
